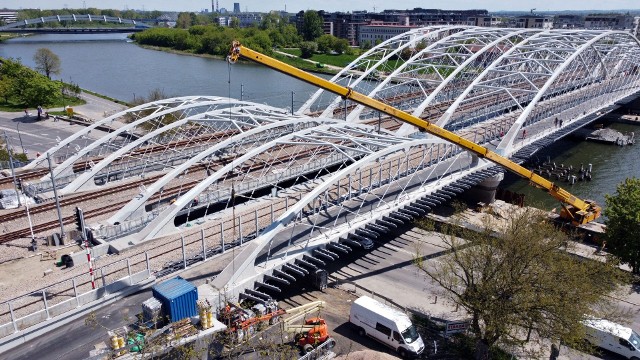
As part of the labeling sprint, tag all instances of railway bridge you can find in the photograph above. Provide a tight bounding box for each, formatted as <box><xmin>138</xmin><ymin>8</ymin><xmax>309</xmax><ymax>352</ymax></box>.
<box><xmin>9</xmin><ymin>26</ymin><xmax>640</xmax><ymax>304</ymax></box>
<box><xmin>0</xmin><ymin>14</ymin><xmax>151</xmax><ymax>33</ymax></box>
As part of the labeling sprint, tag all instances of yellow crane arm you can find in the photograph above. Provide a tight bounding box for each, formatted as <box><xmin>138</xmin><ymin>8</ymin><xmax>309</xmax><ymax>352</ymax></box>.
<box><xmin>227</xmin><ymin>42</ymin><xmax>600</xmax><ymax>224</ymax></box>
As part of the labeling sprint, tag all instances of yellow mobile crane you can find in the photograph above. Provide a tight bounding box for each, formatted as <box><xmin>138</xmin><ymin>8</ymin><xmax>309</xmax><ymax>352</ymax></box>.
<box><xmin>227</xmin><ymin>41</ymin><xmax>601</xmax><ymax>225</ymax></box>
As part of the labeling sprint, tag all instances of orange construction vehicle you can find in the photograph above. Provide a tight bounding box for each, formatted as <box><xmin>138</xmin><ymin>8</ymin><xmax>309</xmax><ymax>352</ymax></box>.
<box><xmin>281</xmin><ymin>301</ymin><xmax>336</xmax><ymax>353</ymax></box>
<box><xmin>219</xmin><ymin>300</ymin><xmax>284</xmax><ymax>342</ymax></box>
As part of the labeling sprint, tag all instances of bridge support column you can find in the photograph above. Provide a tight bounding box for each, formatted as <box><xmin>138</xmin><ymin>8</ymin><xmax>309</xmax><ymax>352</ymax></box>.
<box><xmin>463</xmin><ymin>172</ymin><xmax>504</xmax><ymax>205</ymax></box>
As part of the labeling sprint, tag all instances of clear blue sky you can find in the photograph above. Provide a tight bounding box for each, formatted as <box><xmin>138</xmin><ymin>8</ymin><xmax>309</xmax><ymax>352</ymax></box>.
<box><xmin>3</xmin><ymin>0</ymin><xmax>639</xmax><ymax>13</ymax></box>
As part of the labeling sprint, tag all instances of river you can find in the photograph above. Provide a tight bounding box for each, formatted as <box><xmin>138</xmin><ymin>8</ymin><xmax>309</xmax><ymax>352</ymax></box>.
<box><xmin>2</xmin><ymin>33</ymin><xmax>640</xmax><ymax>212</ymax></box>
<box><xmin>0</xmin><ymin>33</ymin><xmax>323</xmax><ymax>109</ymax></box>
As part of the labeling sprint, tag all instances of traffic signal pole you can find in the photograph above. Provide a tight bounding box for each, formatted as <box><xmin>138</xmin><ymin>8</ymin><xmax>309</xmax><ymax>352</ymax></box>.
<box><xmin>76</xmin><ymin>207</ymin><xmax>95</xmax><ymax>289</ymax></box>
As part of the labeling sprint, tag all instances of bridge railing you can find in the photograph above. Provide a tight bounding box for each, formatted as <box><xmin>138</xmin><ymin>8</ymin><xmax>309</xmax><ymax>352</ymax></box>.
<box><xmin>0</xmin><ymin>14</ymin><xmax>150</xmax><ymax>30</ymax></box>
<box><xmin>0</xmin><ymin>256</ymin><xmax>152</xmax><ymax>341</ymax></box>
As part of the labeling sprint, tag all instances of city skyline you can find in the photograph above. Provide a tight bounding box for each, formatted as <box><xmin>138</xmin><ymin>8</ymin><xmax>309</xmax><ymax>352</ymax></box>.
<box><xmin>3</xmin><ymin>0</ymin><xmax>640</xmax><ymax>13</ymax></box>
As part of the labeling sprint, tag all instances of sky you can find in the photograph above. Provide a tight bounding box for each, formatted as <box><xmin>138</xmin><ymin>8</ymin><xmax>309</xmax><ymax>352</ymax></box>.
<box><xmin>4</xmin><ymin>0</ymin><xmax>640</xmax><ymax>13</ymax></box>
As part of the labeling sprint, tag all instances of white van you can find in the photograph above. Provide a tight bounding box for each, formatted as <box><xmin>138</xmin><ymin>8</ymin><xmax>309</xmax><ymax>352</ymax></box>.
<box><xmin>583</xmin><ymin>318</ymin><xmax>640</xmax><ymax>359</ymax></box>
<box><xmin>349</xmin><ymin>296</ymin><xmax>425</xmax><ymax>358</ymax></box>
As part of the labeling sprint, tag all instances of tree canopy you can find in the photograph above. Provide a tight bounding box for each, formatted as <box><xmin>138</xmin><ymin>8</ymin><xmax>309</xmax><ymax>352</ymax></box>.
<box><xmin>301</xmin><ymin>11</ymin><xmax>323</xmax><ymax>41</ymax></box>
<box><xmin>416</xmin><ymin>205</ymin><xmax>628</xmax><ymax>359</ymax></box>
<box><xmin>33</xmin><ymin>48</ymin><xmax>61</xmax><ymax>79</ymax></box>
<box><xmin>605</xmin><ymin>177</ymin><xmax>640</xmax><ymax>274</ymax></box>
<box><xmin>0</xmin><ymin>58</ymin><xmax>62</xmax><ymax>107</ymax></box>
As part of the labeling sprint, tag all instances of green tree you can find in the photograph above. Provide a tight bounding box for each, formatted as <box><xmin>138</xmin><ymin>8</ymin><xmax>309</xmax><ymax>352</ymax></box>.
<box><xmin>299</xmin><ymin>41</ymin><xmax>317</xmax><ymax>58</ymax></box>
<box><xmin>33</xmin><ymin>48</ymin><xmax>61</xmax><ymax>79</ymax></box>
<box><xmin>316</xmin><ymin>34</ymin><xmax>335</xmax><ymax>54</ymax></box>
<box><xmin>15</xmin><ymin>72</ymin><xmax>61</xmax><ymax>106</ymax></box>
<box><xmin>415</xmin><ymin>206</ymin><xmax>628</xmax><ymax>359</ymax></box>
<box><xmin>260</xmin><ymin>12</ymin><xmax>281</xmax><ymax>30</ymax></box>
<box><xmin>302</xmin><ymin>11</ymin><xmax>323</xmax><ymax>41</ymax></box>
<box><xmin>332</xmin><ymin>38</ymin><xmax>350</xmax><ymax>55</ymax></box>
<box><xmin>605</xmin><ymin>177</ymin><xmax>640</xmax><ymax>274</ymax></box>
<box><xmin>176</xmin><ymin>12</ymin><xmax>192</xmax><ymax>29</ymax></box>
<box><xmin>229</xmin><ymin>17</ymin><xmax>240</xmax><ymax>29</ymax></box>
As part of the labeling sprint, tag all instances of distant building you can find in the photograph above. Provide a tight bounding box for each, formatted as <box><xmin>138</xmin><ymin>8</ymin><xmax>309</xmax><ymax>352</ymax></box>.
<box><xmin>554</xmin><ymin>14</ymin><xmax>584</xmax><ymax>29</ymax></box>
<box><xmin>0</xmin><ymin>11</ymin><xmax>18</xmax><ymax>24</ymax></box>
<box><xmin>359</xmin><ymin>23</ymin><xmax>418</xmax><ymax>46</ymax></box>
<box><xmin>235</xmin><ymin>12</ymin><xmax>263</xmax><ymax>27</ymax></box>
<box><xmin>515</xmin><ymin>15</ymin><xmax>554</xmax><ymax>29</ymax></box>
<box><xmin>467</xmin><ymin>16</ymin><xmax>501</xmax><ymax>27</ymax></box>
<box><xmin>584</xmin><ymin>14</ymin><xmax>634</xmax><ymax>30</ymax></box>
<box><xmin>216</xmin><ymin>12</ymin><xmax>263</xmax><ymax>27</ymax></box>
<box><xmin>233</xmin><ymin>3</ymin><xmax>241</xmax><ymax>14</ymax></box>
<box><xmin>302</xmin><ymin>8</ymin><xmax>488</xmax><ymax>46</ymax></box>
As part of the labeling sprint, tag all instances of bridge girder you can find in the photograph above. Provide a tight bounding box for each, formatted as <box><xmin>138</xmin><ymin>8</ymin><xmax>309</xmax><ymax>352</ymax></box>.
<box><xmin>0</xmin><ymin>14</ymin><xmax>151</xmax><ymax>30</ymax></box>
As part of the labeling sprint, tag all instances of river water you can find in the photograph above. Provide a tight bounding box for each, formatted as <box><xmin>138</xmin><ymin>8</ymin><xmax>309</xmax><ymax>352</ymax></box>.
<box><xmin>2</xmin><ymin>33</ymin><xmax>639</xmax><ymax>211</ymax></box>
<box><xmin>0</xmin><ymin>33</ymin><xmax>323</xmax><ymax>109</ymax></box>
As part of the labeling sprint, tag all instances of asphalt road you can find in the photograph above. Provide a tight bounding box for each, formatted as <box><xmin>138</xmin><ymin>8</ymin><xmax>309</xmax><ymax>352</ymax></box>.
<box><xmin>0</xmin><ymin>113</ymin><xmax>93</xmax><ymax>158</ymax></box>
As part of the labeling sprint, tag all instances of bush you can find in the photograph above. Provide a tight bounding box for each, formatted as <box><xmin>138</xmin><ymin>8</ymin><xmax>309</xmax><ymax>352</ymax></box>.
<box><xmin>299</xmin><ymin>41</ymin><xmax>317</xmax><ymax>59</ymax></box>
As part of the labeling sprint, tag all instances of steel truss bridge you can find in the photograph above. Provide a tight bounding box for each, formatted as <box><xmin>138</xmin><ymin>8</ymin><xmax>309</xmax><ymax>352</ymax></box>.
<box><xmin>21</xmin><ymin>26</ymin><xmax>640</xmax><ymax>301</ymax></box>
<box><xmin>0</xmin><ymin>14</ymin><xmax>151</xmax><ymax>33</ymax></box>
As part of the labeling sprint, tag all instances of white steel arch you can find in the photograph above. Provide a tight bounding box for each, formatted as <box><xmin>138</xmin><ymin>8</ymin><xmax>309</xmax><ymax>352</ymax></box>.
<box><xmin>298</xmin><ymin>26</ymin><xmax>469</xmax><ymax>115</ymax></box>
<box><xmin>210</xmin><ymin>138</ymin><xmax>440</xmax><ymax>290</ymax></box>
<box><xmin>496</xmin><ymin>31</ymin><xmax>640</xmax><ymax>154</ymax></box>
<box><xmin>58</xmin><ymin>103</ymin><xmax>299</xmax><ymax>195</ymax></box>
<box><xmin>317</xmin><ymin>26</ymin><xmax>469</xmax><ymax>118</ymax></box>
<box><xmin>25</xmin><ymin>96</ymin><xmax>225</xmax><ymax>170</ymax></box>
<box><xmin>107</xmin><ymin>118</ymin><xmax>334</xmax><ymax>226</ymax></box>
<box><xmin>46</xmin><ymin>98</ymin><xmax>266</xmax><ymax>180</ymax></box>
<box><xmin>138</xmin><ymin>123</ymin><xmax>410</xmax><ymax>240</ymax></box>
<box><xmin>346</xmin><ymin>28</ymin><xmax>540</xmax><ymax>127</ymax></box>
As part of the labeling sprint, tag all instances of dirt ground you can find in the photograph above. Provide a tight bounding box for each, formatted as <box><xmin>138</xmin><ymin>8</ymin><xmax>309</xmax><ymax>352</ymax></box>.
<box><xmin>0</xmin><ymin>243</ymin><xmax>82</xmax><ymax>298</ymax></box>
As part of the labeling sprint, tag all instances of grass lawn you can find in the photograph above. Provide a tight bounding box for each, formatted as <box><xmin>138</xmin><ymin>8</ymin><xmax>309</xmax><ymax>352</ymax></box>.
<box><xmin>279</xmin><ymin>48</ymin><xmax>361</xmax><ymax>68</ymax></box>
<box><xmin>0</xmin><ymin>95</ymin><xmax>86</xmax><ymax>112</ymax></box>
<box><xmin>273</xmin><ymin>53</ymin><xmax>338</xmax><ymax>75</ymax></box>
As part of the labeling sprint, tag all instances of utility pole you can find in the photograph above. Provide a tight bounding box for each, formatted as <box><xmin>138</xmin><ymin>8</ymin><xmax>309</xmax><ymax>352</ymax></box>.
<box><xmin>3</xmin><ymin>131</ymin><xmax>21</xmax><ymax>207</ymax></box>
<box><xmin>47</xmin><ymin>153</ymin><xmax>65</xmax><ymax>241</ymax></box>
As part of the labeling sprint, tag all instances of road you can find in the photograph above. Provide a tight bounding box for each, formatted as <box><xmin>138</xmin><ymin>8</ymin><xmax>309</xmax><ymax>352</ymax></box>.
<box><xmin>0</xmin><ymin>92</ymin><xmax>126</xmax><ymax>159</ymax></box>
<box><xmin>4</xmin><ymin>214</ymin><xmax>640</xmax><ymax>360</ymax></box>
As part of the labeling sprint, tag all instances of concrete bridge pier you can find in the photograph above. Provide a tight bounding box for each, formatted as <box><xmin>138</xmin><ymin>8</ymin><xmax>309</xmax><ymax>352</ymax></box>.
<box><xmin>463</xmin><ymin>172</ymin><xmax>504</xmax><ymax>205</ymax></box>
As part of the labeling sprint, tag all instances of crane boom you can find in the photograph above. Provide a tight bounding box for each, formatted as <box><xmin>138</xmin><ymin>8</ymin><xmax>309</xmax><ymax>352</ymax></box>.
<box><xmin>227</xmin><ymin>41</ymin><xmax>601</xmax><ymax>225</ymax></box>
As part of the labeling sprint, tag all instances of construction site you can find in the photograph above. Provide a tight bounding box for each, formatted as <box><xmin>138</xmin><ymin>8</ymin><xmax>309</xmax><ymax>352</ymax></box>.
<box><xmin>1</xmin><ymin>26</ymin><xmax>640</xmax><ymax>359</ymax></box>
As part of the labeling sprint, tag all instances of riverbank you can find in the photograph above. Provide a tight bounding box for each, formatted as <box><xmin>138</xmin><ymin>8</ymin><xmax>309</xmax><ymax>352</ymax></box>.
<box><xmin>136</xmin><ymin>43</ymin><xmax>341</xmax><ymax>76</ymax></box>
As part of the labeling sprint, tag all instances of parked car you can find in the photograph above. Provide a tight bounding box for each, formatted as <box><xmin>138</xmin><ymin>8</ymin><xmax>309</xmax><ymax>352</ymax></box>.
<box><xmin>583</xmin><ymin>318</ymin><xmax>640</xmax><ymax>359</ymax></box>
<box><xmin>350</xmin><ymin>296</ymin><xmax>425</xmax><ymax>358</ymax></box>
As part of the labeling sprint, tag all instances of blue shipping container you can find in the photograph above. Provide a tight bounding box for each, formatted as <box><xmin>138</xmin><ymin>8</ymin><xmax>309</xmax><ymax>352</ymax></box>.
<box><xmin>152</xmin><ymin>277</ymin><xmax>198</xmax><ymax>322</ymax></box>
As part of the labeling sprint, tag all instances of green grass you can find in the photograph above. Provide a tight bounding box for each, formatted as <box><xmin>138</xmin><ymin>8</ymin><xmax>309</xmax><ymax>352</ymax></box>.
<box><xmin>81</xmin><ymin>88</ymin><xmax>131</xmax><ymax>106</ymax></box>
<box><xmin>272</xmin><ymin>54</ymin><xmax>338</xmax><ymax>75</ymax></box>
<box><xmin>0</xmin><ymin>95</ymin><xmax>85</xmax><ymax>112</ymax></box>
<box><xmin>279</xmin><ymin>48</ymin><xmax>361</xmax><ymax>68</ymax></box>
